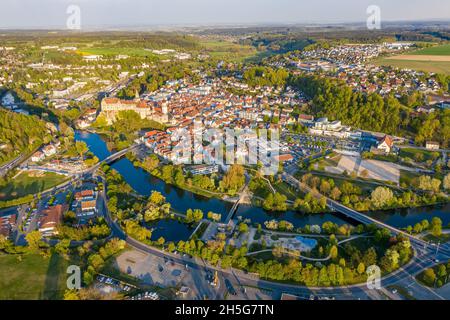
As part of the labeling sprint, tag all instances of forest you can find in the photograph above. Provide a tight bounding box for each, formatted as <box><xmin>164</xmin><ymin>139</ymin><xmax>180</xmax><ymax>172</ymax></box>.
<box><xmin>290</xmin><ymin>75</ymin><xmax>450</xmax><ymax>146</ymax></box>
<box><xmin>0</xmin><ymin>109</ymin><xmax>51</xmax><ymax>165</ymax></box>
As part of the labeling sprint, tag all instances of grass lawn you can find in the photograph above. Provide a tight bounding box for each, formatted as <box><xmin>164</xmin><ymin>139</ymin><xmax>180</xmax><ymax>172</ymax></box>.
<box><xmin>273</xmin><ymin>181</ymin><xmax>301</xmax><ymax>201</ymax></box>
<box><xmin>374</xmin><ymin>57</ymin><xmax>450</xmax><ymax>75</ymax></box>
<box><xmin>399</xmin><ymin>170</ymin><xmax>421</xmax><ymax>187</ymax></box>
<box><xmin>200</xmin><ymin>40</ymin><xmax>260</xmax><ymax>62</ymax></box>
<box><xmin>0</xmin><ymin>171</ymin><xmax>67</xmax><ymax>201</ymax></box>
<box><xmin>306</xmin><ymin>172</ymin><xmax>376</xmax><ymax>194</ymax></box>
<box><xmin>399</xmin><ymin>148</ymin><xmax>438</xmax><ymax>162</ymax></box>
<box><xmin>412</xmin><ymin>44</ymin><xmax>450</xmax><ymax>56</ymax></box>
<box><xmin>0</xmin><ymin>253</ymin><xmax>70</xmax><ymax>300</ymax></box>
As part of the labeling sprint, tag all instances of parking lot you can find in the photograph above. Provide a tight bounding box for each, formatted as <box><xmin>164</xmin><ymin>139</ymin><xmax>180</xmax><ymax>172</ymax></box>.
<box><xmin>114</xmin><ymin>249</ymin><xmax>223</xmax><ymax>300</ymax></box>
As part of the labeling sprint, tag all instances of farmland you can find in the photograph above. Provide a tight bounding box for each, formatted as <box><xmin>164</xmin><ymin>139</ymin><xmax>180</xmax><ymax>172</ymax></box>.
<box><xmin>374</xmin><ymin>43</ymin><xmax>450</xmax><ymax>75</ymax></box>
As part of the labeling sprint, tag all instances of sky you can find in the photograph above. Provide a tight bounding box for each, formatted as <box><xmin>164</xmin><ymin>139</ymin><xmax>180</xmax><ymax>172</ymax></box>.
<box><xmin>0</xmin><ymin>0</ymin><xmax>449</xmax><ymax>29</ymax></box>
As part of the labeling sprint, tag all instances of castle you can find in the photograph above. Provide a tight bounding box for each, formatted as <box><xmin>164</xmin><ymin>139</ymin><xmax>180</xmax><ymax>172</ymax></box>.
<box><xmin>100</xmin><ymin>96</ymin><xmax>170</xmax><ymax>125</ymax></box>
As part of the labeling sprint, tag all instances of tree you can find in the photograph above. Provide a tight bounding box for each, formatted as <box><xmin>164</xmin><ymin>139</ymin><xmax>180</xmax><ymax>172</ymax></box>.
<box><xmin>221</xmin><ymin>255</ymin><xmax>233</xmax><ymax>269</ymax></box>
<box><xmin>55</xmin><ymin>239</ymin><xmax>71</xmax><ymax>257</ymax></box>
<box><xmin>157</xmin><ymin>237</ymin><xmax>165</xmax><ymax>246</ymax></box>
<box><xmin>329</xmin><ymin>245</ymin><xmax>338</xmax><ymax>260</ymax></box>
<box><xmin>263</xmin><ymin>192</ymin><xmax>287</xmax><ymax>211</ymax></box>
<box><xmin>422</xmin><ymin>268</ymin><xmax>437</xmax><ymax>286</ymax></box>
<box><xmin>430</xmin><ymin>217</ymin><xmax>442</xmax><ymax>237</ymax></box>
<box><xmin>370</xmin><ymin>187</ymin><xmax>394</xmax><ymax>208</ymax></box>
<box><xmin>238</xmin><ymin>223</ymin><xmax>249</xmax><ymax>234</ymax></box>
<box><xmin>362</xmin><ymin>247</ymin><xmax>377</xmax><ymax>266</ymax></box>
<box><xmin>75</xmin><ymin>141</ymin><xmax>88</xmax><ymax>159</ymax></box>
<box><xmin>319</xmin><ymin>180</ymin><xmax>331</xmax><ymax>195</ymax></box>
<box><xmin>63</xmin><ymin>290</ymin><xmax>80</xmax><ymax>300</ymax></box>
<box><xmin>143</xmin><ymin>154</ymin><xmax>160</xmax><ymax>172</ymax></box>
<box><xmin>0</xmin><ymin>234</ymin><xmax>8</xmax><ymax>250</ymax></box>
<box><xmin>219</xmin><ymin>164</ymin><xmax>245</xmax><ymax>195</ymax></box>
<box><xmin>167</xmin><ymin>242</ymin><xmax>176</xmax><ymax>252</ymax></box>
<box><xmin>149</xmin><ymin>191</ymin><xmax>166</xmax><ymax>206</ymax></box>
<box><xmin>357</xmin><ymin>262</ymin><xmax>366</xmax><ymax>275</ymax></box>
<box><xmin>25</xmin><ymin>231</ymin><xmax>42</xmax><ymax>251</ymax></box>
<box><xmin>381</xmin><ymin>249</ymin><xmax>400</xmax><ymax>272</ymax></box>
<box><xmin>443</xmin><ymin>173</ymin><xmax>450</xmax><ymax>191</ymax></box>
<box><xmin>437</xmin><ymin>264</ymin><xmax>447</xmax><ymax>279</ymax></box>
<box><xmin>416</xmin><ymin>175</ymin><xmax>441</xmax><ymax>193</ymax></box>
<box><xmin>330</xmin><ymin>187</ymin><xmax>341</xmax><ymax>200</ymax></box>
<box><xmin>186</xmin><ymin>209</ymin><xmax>203</xmax><ymax>223</ymax></box>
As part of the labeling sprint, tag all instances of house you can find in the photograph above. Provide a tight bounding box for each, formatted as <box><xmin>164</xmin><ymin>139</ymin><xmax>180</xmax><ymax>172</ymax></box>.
<box><xmin>83</xmin><ymin>55</ymin><xmax>103</xmax><ymax>62</ymax></box>
<box><xmin>298</xmin><ymin>114</ymin><xmax>314</xmax><ymax>123</ymax></box>
<box><xmin>75</xmin><ymin>189</ymin><xmax>95</xmax><ymax>201</ymax></box>
<box><xmin>277</xmin><ymin>154</ymin><xmax>294</xmax><ymax>163</ymax></box>
<box><xmin>38</xmin><ymin>205</ymin><xmax>67</xmax><ymax>236</ymax></box>
<box><xmin>31</xmin><ymin>151</ymin><xmax>45</xmax><ymax>162</ymax></box>
<box><xmin>425</xmin><ymin>141</ymin><xmax>440</xmax><ymax>150</ymax></box>
<box><xmin>375</xmin><ymin>135</ymin><xmax>394</xmax><ymax>154</ymax></box>
<box><xmin>0</xmin><ymin>214</ymin><xmax>16</xmax><ymax>239</ymax></box>
<box><xmin>81</xmin><ymin>200</ymin><xmax>97</xmax><ymax>212</ymax></box>
<box><xmin>42</xmin><ymin>145</ymin><xmax>57</xmax><ymax>157</ymax></box>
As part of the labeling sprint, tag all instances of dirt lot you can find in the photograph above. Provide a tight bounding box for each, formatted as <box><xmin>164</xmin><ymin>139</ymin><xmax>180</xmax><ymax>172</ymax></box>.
<box><xmin>325</xmin><ymin>155</ymin><xmax>410</xmax><ymax>184</ymax></box>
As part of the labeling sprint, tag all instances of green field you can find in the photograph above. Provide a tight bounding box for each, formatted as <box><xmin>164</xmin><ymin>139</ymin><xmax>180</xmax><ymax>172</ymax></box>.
<box><xmin>0</xmin><ymin>253</ymin><xmax>69</xmax><ymax>300</ymax></box>
<box><xmin>412</xmin><ymin>44</ymin><xmax>450</xmax><ymax>56</ymax></box>
<box><xmin>80</xmin><ymin>47</ymin><xmax>160</xmax><ymax>58</ymax></box>
<box><xmin>399</xmin><ymin>148</ymin><xmax>439</xmax><ymax>162</ymax></box>
<box><xmin>200</xmin><ymin>40</ymin><xmax>261</xmax><ymax>62</ymax></box>
<box><xmin>375</xmin><ymin>58</ymin><xmax>450</xmax><ymax>75</ymax></box>
<box><xmin>0</xmin><ymin>171</ymin><xmax>67</xmax><ymax>201</ymax></box>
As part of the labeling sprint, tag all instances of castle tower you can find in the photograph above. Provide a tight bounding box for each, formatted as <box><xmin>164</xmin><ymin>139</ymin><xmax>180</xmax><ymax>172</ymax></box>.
<box><xmin>162</xmin><ymin>101</ymin><xmax>168</xmax><ymax>115</ymax></box>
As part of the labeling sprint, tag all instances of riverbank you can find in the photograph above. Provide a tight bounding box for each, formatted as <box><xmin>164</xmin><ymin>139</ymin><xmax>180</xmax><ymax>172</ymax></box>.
<box><xmin>75</xmin><ymin>130</ymin><xmax>450</xmax><ymax>230</ymax></box>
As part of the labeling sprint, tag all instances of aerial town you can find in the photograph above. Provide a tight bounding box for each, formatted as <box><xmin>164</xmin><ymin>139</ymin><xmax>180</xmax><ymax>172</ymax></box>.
<box><xmin>0</xmin><ymin>1</ymin><xmax>449</xmax><ymax>310</ymax></box>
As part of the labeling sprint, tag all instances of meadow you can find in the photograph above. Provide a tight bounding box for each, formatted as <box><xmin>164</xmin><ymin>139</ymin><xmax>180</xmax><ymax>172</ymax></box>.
<box><xmin>0</xmin><ymin>253</ymin><xmax>69</xmax><ymax>300</ymax></box>
<box><xmin>374</xmin><ymin>43</ymin><xmax>450</xmax><ymax>74</ymax></box>
<box><xmin>0</xmin><ymin>171</ymin><xmax>67</xmax><ymax>201</ymax></box>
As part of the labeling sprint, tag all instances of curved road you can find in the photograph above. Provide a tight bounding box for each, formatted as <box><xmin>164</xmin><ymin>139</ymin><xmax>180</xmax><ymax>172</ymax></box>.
<box><xmin>99</xmin><ymin>174</ymin><xmax>450</xmax><ymax>299</ymax></box>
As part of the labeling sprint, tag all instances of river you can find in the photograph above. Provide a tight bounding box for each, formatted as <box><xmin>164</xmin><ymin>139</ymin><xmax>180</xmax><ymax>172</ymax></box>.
<box><xmin>75</xmin><ymin>131</ymin><xmax>449</xmax><ymax>235</ymax></box>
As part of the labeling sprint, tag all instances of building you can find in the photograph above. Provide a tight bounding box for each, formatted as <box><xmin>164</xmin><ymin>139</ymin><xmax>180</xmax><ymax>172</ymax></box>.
<box><xmin>83</xmin><ymin>55</ymin><xmax>103</xmax><ymax>62</ymax></box>
<box><xmin>38</xmin><ymin>205</ymin><xmax>67</xmax><ymax>236</ymax></box>
<box><xmin>75</xmin><ymin>189</ymin><xmax>95</xmax><ymax>201</ymax></box>
<box><xmin>0</xmin><ymin>214</ymin><xmax>16</xmax><ymax>239</ymax></box>
<box><xmin>74</xmin><ymin>189</ymin><xmax>98</xmax><ymax>222</ymax></box>
<box><xmin>426</xmin><ymin>141</ymin><xmax>440</xmax><ymax>150</ymax></box>
<box><xmin>183</xmin><ymin>164</ymin><xmax>219</xmax><ymax>176</ymax></box>
<box><xmin>298</xmin><ymin>114</ymin><xmax>314</xmax><ymax>123</ymax></box>
<box><xmin>100</xmin><ymin>97</ymin><xmax>170</xmax><ymax>125</ymax></box>
<box><xmin>42</xmin><ymin>145</ymin><xmax>57</xmax><ymax>157</ymax></box>
<box><xmin>309</xmin><ymin>118</ymin><xmax>351</xmax><ymax>139</ymax></box>
<box><xmin>277</xmin><ymin>154</ymin><xmax>294</xmax><ymax>163</ymax></box>
<box><xmin>31</xmin><ymin>151</ymin><xmax>45</xmax><ymax>162</ymax></box>
<box><xmin>374</xmin><ymin>135</ymin><xmax>394</xmax><ymax>154</ymax></box>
